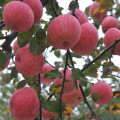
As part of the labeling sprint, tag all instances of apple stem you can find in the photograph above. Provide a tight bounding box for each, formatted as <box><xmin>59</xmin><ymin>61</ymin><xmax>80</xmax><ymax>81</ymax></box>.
<box><xmin>38</xmin><ymin>73</ymin><xmax>42</xmax><ymax>120</ymax></box>
<box><xmin>59</xmin><ymin>49</ymin><xmax>69</xmax><ymax>120</ymax></box>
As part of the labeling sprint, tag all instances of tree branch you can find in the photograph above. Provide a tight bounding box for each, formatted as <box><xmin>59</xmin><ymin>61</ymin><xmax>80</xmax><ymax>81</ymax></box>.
<box><xmin>0</xmin><ymin>23</ymin><xmax>5</xmax><ymax>30</ymax></box>
<box><xmin>71</xmin><ymin>0</ymin><xmax>78</xmax><ymax>17</ymax></box>
<box><xmin>51</xmin><ymin>2</ymin><xmax>59</xmax><ymax>17</ymax></box>
<box><xmin>38</xmin><ymin>73</ymin><xmax>42</xmax><ymax>120</ymax></box>
<box><xmin>81</xmin><ymin>38</ymin><xmax>120</xmax><ymax>72</ymax></box>
<box><xmin>59</xmin><ymin>50</ymin><xmax>69</xmax><ymax>120</ymax></box>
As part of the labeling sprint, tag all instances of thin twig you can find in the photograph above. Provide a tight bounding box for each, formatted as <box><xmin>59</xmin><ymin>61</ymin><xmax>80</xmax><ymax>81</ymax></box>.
<box><xmin>0</xmin><ymin>23</ymin><xmax>5</xmax><ymax>30</ymax></box>
<box><xmin>47</xmin><ymin>92</ymin><xmax>55</xmax><ymax>101</ymax></box>
<box><xmin>59</xmin><ymin>50</ymin><xmax>69</xmax><ymax>120</ymax></box>
<box><xmin>81</xmin><ymin>38</ymin><xmax>120</xmax><ymax>72</ymax></box>
<box><xmin>51</xmin><ymin>2</ymin><xmax>59</xmax><ymax>17</ymax></box>
<box><xmin>38</xmin><ymin>73</ymin><xmax>42</xmax><ymax>120</ymax></box>
<box><xmin>71</xmin><ymin>0</ymin><xmax>78</xmax><ymax>17</ymax></box>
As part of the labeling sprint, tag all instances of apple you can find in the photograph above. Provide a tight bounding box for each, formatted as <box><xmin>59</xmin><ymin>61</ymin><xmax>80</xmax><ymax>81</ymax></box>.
<box><xmin>0</xmin><ymin>77</ymin><xmax>2</xmax><ymax>83</ymax></box>
<box><xmin>62</xmin><ymin>86</ymin><xmax>83</xmax><ymax>107</ymax></box>
<box><xmin>23</xmin><ymin>0</ymin><xmax>43</xmax><ymax>23</ymax></box>
<box><xmin>42</xmin><ymin>108</ymin><xmax>57</xmax><ymax>120</ymax></box>
<box><xmin>102</xmin><ymin>16</ymin><xmax>119</xmax><ymax>33</ymax></box>
<box><xmin>0</xmin><ymin>58</ymin><xmax>10</xmax><ymax>71</ymax></box>
<box><xmin>90</xmin><ymin>1</ymin><xmax>107</xmax><ymax>21</ymax></box>
<box><xmin>90</xmin><ymin>82</ymin><xmax>113</xmax><ymax>105</ymax></box>
<box><xmin>3</xmin><ymin>1</ymin><xmax>34</xmax><ymax>32</ymax></box>
<box><xmin>54</xmin><ymin>69</ymin><xmax>79</xmax><ymax>95</ymax></box>
<box><xmin>15</xmin><ymin>44</ymin><xmax>44</xmax><ymax>77</ymax></box>
<box><xmin>41</xmin><ymin>64</ymin><xmax>55</xmax><ymax>85</ymax></box>
<box><xmin>71</xmin><ymin>22</ymin><xmax>98</xmax><ymax>56</ymax></box>
<box><xmin>70</xmin><ymin>9</ymin><xmax>88</xmax><ymax>25</ymax></box>
<box><xmin>47</xmin><ymin>14</ymin><xmax>81</xmax><ymax>49</ymax></box>
<box><xmin>10</xmin><ymin>87</ymin><xmax>39</xmax><ymax>120</ymax></box>
<box><xmin>13</xmin><ymin>40</ymin><xmax>19</xmax><ymax>52</ymax></box>
<box><xmin>103</xmin><ymin>28</ymin><xmax>120</xmax><ymax>55</ymax></box>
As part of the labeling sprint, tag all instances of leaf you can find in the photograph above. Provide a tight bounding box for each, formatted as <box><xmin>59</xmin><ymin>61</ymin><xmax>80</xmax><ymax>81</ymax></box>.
<box><xmin>85</xmin><ymin>5</ymin><xmax>90</xmax><ymax>17</ymax></box>
<box><xmin>42</xmin><ymin>97</ymin><xmax>65</xmax><ymax>113</ymax></box>
<box><xmin>49</xmin><ymin>84</ymin><xmax>62</xmax><ymax>94</ymax></box>
<box><xmin>0</xmin><ymin>0</ymin><xmax>5</xmax><ymax>6</ymax></box>
<box><xmin>29</xmin><ymin>27</ymin><xmax>46</xmax><ymax>55</ymax></box>
<box><xmin>11</xmin><ymin>66</ymin><xmax>18</xmax><ymax>79</ymax></box>
<box><xmin>64</xmin><ymin>107</ymin><xmax>72</xmax><ymax>119</ymax></box>
<box><xmin>92</xmin><ymin>93</ymin><xmax>100</xmax><ymax>102</ymax></box>
<box><xmin>84</xmin><ymin>87</ymin><xmax>91</xmax><ymax>97</ymax></box>
<box><xmin>17</xmin><ymin>25</ymin><xmax>36</xmax><ymax>48</ymax></box>
<box><xmin>106</xmin><ymin>103</ymin><xmax>120</xmax><ymax>115</ymax></box>
<box><xmin>44</xmin><ymin>70</ymin><xmax>63</xmax><ymax>79</ymax></box>
<box><xmin>68</xmin><ymin>0</ymin><xmax>79</xmax><ymax>10</ymax></box>
<box><xmin>0</xmin><ymin>50</ymin><xmax>7</xmax><ymax>69</ymax></box>
<box><xmin>54</xmin><ymin>50</ymin><xmax>61</xmax><ymax>57</ymax></box>
<box><xmin>17</xmin><ymin>80</ymin><xmax>28</xmax><ymax>90</ymax></box>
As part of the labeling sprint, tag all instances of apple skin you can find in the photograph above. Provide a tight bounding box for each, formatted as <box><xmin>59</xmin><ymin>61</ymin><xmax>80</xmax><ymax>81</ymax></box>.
<box><xmin>23</xmin><ymin>0</ymin><xmax>43</xmax><ymax>23</ymax></box>
<box><xmin>3</xmin><ymin>1</ymin><xmax>34</xmax><ymax>32</ymax></box>
<box><xmin>0</xmin><ymin>58</ymin><xmax>10</xmax><ymax>71</ymax></box>
<box><xmin>13</xmin><ymin>40</ymin><xmax>19</xmax><ymax>52</ymax></box>
<box><xmin>102</xmin><ymin>16</ymin><xmax>119</xmax><ymax>33</ymax></box>
<box><xmin>15</xmin><ymin>44</ymin><xmax>44</xmax><ymax>77</ymax></box>
<box><xmin>70</xmin><ymin>9</ymin><xmax>88</xmax><ymax>25</ymax></box>
<box><xmin>41</xmin><ymin>64</ymin><xmax>55</xmax><ymax>85</ymax></box>
<box><xmin>42</xmin><ymin>108</ymin><xmax>57</xmax><ymax>120</ymax></box>
<box><xmin>90</xmin><ymin>1</ymin><xmax>107</xmax><ymax>21</ymax></box>
<box><xmin>55</xmin><ymin>69</ymin><xmax>79</xmax><ymax>95</ymax></box>
<box><xmin>103</xmin><ymin>28</ymin><xmax>120</xmax><ymax>55</ymax></box>
<box><xmin>10</xmin><ymin>87</ymin><xmax>39</xmax><ymax>120</ymax></box>
<box><xmin>47</xmin><ymin>14</ymin><xmax>81</xmax><ymax>49</ymax></box>
<box><xmin>71</xmin><ymin>22</ymin><xmax>98</xmax><ymax>56</ymax></box>
<box><xmin>62</xmin><ymin>86</ymin><xmax>83</xmax><ymax>107</ymax></box>
<box><xmin>90</xmin><ymin>82</ymin><xmax>113</xmax><ymax>105</ymax></box>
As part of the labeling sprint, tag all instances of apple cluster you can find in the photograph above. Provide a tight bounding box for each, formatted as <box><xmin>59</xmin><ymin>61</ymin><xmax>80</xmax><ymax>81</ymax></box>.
<box><xmin>3</xmin><ymin>0</ymin><xmax>43</xmax><ymax>32</ymax></box>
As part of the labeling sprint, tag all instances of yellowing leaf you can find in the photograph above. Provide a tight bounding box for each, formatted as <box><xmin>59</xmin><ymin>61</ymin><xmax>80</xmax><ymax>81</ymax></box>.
<box><xmin>95</xmin><ymin>73</ymin><xmax>99</xmax><ymax>78</ymax></box>
<box><xmin>114</xmin><ymin>93</ymin><xmax>120</xmax><ymax>97</ymax></box>
<box><xmin>49</xmin><ymin>84</ymin><xmax>62</xmax><ymax>94</ymax></box>
<box><xmin>34</xmin><ymin>87</ymin><xmax>38</xmax><ymax>94</ymax></box>
<box><xmin>64</xmin><ymin>107</ymin><xmax>72</xmax><ymax>118</ymax></box>
<box><xmin>106</xmin><ymin>103</ymin><xmax>120</xmax><ymax>115</ymax></box>
<box><xmin>98</xmin><ymin>0</ymin><xmax>114</xmax><ymax>10</ymax></box>
<box><xmin>93</xmin><ymin>8</ymin><xmax>99</xmax><ymax>16</ymax></box>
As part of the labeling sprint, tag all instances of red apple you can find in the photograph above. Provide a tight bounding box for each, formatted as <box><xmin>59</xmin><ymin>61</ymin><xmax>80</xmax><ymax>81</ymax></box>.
<box><xmin>23</xmin><ymin>0</ymin><xmax>43</xmax><ymax>23</ymax></box>
<box><xmin>54</xmin><ymin>69</ymin><xmax>79</xmax><ymax>95</ymax></box>
<box><xmin>13</xmin><ymin>40</ymin><xmax>19</xmax><ymax>52</ymax></box>
<box><xmin>10</xmin><ymin>87</ymin><xmax>39</xmax><ymax>120</ymax></box>
<box><xmin>103</xmin><ymin>28</ymin><xmax>120</xmax><ymax>55</ymax></box>
<box><xmin>42</xmin><ymin>108</ymin><xmax>57</xmax><ymax>120</ymax></box>
<box><xmin>41</xmin><ymin>64</ymin><xmax>55</xmax><ymax>85</ymax></box>
<box><xmin>70</xmin><ymin>9</ymin><xmax>88</xmax><ymax>25</ymax></box>
<box><xmin>47</xmin><ymin>14</ymin><xmax>81</xmax><ymax>49</ymax></box>
<box><xmin>71</xmin><ymin>22</ymin><xmax>98</xmax><ymax>56</ymax></box>
<box><xmin>102</xmin><ymin>16</ymin><xmax>119</xmax><ymax>33</ymax></box>
<box><xmin>15</xmin><ymin>44</ymin><xmax>44</xmax><ymax>77</ymax></box>
<box><xmin>3</xmin><ymin>1</ymin><xmax>34</xmax><ymax>32</ymax></box>
<box><xmin>90</xmin><ymin>1</ymin><xmax>107</xmax><ymax>21</ymax></box>
<box><xmin>62</xmin><ymin>86</ymin><xmax>83</xmax><ymax>107</ymax></box>
<box><xmin>90</xmin><ymin>82</ymin><xmax>113</xmax><ymax>105</ymax></box>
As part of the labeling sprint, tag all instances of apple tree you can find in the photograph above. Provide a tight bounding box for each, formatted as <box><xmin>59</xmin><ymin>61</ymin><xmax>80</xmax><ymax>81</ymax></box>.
<box><xmin>0</xmin><ymin>0</ymin><xmax>120</xmax><ymax>120</ymax></box>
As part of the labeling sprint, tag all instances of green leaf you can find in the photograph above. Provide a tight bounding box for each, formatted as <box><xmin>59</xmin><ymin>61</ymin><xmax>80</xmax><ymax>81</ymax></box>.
<box><xmin>54</xmin><ymin>50</ymin><xmax>61</xmax><ymax>57</ymax></box>
<box><xmin>17</xmin><ymin>80</ymin><xmax>28</xmax><ymax>90</ymax></box>
<box><xmin>84</xmin><ymin>87</ymin><xmax>91</xmax><ymax>97</ymax></box>
<box><xmin>0</xmin><ymin>0</ymin><xmax>5</xmax><ymax>6</ymax></box>
<box><xmin>17</xmin><ymin>25</ymin><xmax>36</xmax><ymax>48</ymax></box>
<box><xmin>11</xmin><ymin>66</ymin><xmax>18</xmax><ymax>79</ymax></box>
<box><xmin>0</xmin><ymin>50</ymin><xmax>7</xmax><ymax>69</ymax></box>
<box><xmin>71</xmin><ymin>74</ymin><xmax>78</xmax><ymax>90</ymax></box>
<box><xmin>29</xmin><ymin>27</ymin><xmax>46</xmax><ymax>55</ymax></box>
<box><xmin>44</xmin><ymin>70</ymin><xmax>63</xmax><ymax>79</ymax></box>
<box><xmin>42</xmin><ymin>97</ymin><xmax>65</xmax><ymax>113</ymax></box>
<box><xmin>92</xmin><ymin>93</ymin><xmax>100</xmax><ymax>102</ymax></box>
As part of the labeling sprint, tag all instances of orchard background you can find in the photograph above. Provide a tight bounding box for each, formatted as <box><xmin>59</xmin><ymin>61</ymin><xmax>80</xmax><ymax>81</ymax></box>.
<box><xmin>0</xmin><ymin>0</ymin><xmax>120</xmax><ymax>120</ymax></box>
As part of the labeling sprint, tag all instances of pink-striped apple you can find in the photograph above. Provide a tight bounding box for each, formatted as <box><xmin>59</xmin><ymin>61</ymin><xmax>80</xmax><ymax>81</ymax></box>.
<box><xmin>71</xmin><ymin>22</ymin><xmax>98</xmax><ymax>56</ymax></box>
<box><xmin>3</xmin><ymin>1</ymin><xmax>34</xmax><ymax>32</ymax></box>
<box><xmin>15</xmin><ymin>44</ymin><xmax>44</xmax><ymax>77</ymax></box>
<box><xmin>47</xmin><ymin>14</ymin><xmax>81</xmax><ymax>49</ymax></box>
<box><xmin>10</xmin><ymin>87</ymin><xmax>39</xmax><ymax>120</ymax></box>
<box><xmin>13</xmin><ymin>40</ymin><xmax>19</xmax><ymax>52</ymax></box>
